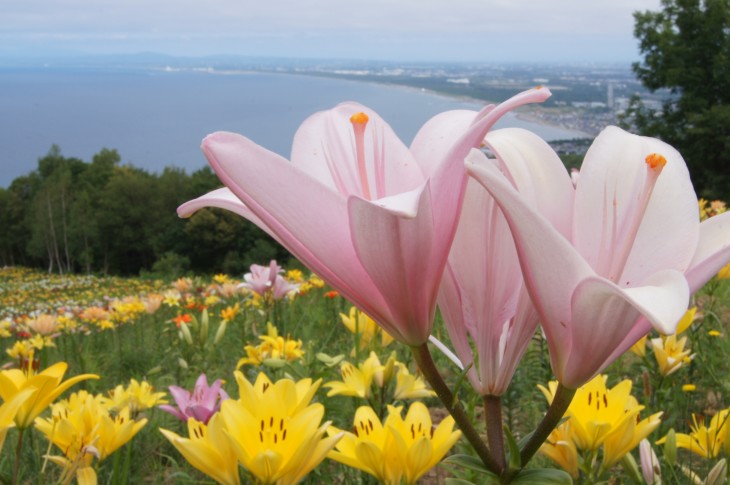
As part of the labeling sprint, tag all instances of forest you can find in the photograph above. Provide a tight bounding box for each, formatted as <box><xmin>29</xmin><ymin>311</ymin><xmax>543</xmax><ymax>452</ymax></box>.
<box><xmin>0</xmin><ymin>146</ymin><xmax>288</xmax><ymax>276</ymax></box>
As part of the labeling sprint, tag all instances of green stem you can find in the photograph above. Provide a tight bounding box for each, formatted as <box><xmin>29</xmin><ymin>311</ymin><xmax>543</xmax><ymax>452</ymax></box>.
<box><xmin>484</xmin><ymin>394</ymin><xmax>506</xmax><ymax>473</ymax></box>
<box><xmin>410</xmin><ymin>343</ymin><xmax>502</xmax><ymax>475</ymax></box>
<box><xmin>12</xmin><ymin>427</ymin><xmax>25</xmax><ymax>485</ymax></box>
<box><xmin>519</xmin><ymin>382</ymin><xmax>576</xmax><ymax>466</ymax></box>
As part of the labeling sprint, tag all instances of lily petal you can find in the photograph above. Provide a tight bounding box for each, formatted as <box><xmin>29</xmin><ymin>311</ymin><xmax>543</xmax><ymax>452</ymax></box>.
<box><xmin>686</xmin><ymin>211</ymin><xmax>730</xmax><ymax>292</ymax></box>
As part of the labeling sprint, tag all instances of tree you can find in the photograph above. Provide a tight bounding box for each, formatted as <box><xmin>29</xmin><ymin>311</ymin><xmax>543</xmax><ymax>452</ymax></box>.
<box><xmin>628</xmin><ymin>0</ymin><xmax>730</xmax><ymax>199</ymax></box>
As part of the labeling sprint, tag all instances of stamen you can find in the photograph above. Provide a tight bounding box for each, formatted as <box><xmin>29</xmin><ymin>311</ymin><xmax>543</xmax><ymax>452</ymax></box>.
<box><xmin>350</xmin><ymin>112</ymin><xmax>372</xmax><ymax>200</ymax></box>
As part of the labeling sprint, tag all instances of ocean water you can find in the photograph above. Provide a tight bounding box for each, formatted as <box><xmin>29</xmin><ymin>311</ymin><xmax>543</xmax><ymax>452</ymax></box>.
<box><xmin>0</xmin><ymin>67</ymin><xmax>586</xmax><ymax>188</ymax></box>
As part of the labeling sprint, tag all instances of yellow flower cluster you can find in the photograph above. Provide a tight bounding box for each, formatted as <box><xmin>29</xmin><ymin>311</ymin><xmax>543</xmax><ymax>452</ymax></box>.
<box><xmin>699</xmin><ymin>198</ymin><xmax>727</xmax><ymax>221</ymax></box>
<box><xmin>324</xmin><ymin>351</ymin><xmax>435</xmax><ymax>401</ymax></box>
<box><xmin>236</xmin><ymin>322</ymin><xmax>305</xmax><ymax>369</ymax></box>
<box><xmin>629</xmin><ymin>307</ymin><xmax>697</xmax><ymax>377</ymax></box>
<box><xmin>104</xmin><ymin>378</ymin><xmax>168</xmax><ymax>415</ymax></box>
<box><xmin>35</xmin><ymin>389</ymin><xmax>148</xmax><ymax>484</ymax></box>
<box><xmin>540</xmin><ymin>375</ymin><xmax>662</xmax><ymax>477</ymax></box>
<box><xmin>161</xmin><ymin>372</ymin><xmax>340</xmax><ymax>485</ymax></box>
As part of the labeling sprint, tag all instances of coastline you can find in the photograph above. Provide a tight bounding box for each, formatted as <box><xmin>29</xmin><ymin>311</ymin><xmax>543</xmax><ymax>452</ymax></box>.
<box><xmin>262</xmin><ymin>69</ymin><xmax>596</xmax><ymax>140</ymax></box>
<box><xmin>208</xmin><ymin>67</ymin><xmax>596</xmax><ymax>140</ymax></box>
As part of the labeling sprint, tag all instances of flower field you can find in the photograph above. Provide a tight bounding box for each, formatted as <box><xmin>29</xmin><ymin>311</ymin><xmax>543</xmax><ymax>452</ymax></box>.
<box><xmin>0</xmin><ymin>257</ymin><xmax>729</xmax><ymax>484</ymax></box>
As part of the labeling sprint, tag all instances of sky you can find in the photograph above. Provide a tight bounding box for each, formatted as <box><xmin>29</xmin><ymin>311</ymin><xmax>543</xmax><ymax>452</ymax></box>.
<box><xmin>0</xmin><ymin>0</ymin><xmax>662</xmax><ymax>63</ymax></box>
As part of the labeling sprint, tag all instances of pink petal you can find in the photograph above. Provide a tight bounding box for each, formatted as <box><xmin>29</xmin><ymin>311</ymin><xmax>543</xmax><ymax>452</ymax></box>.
<box><xmin>466</xmin><ymin>152</ymin><xmax>594</xmax><ymax>353</ymax></box>
<box><xmin>291</xmin><ymin>102</ymin><xmax>423</xmax><ymax>198</ymax></box>
<box><xmin>167</xmin><ymin>385</ymin><xmax>191</xmax><ymax>409</ymax></box>
<box><xmin>437</xmin><ymin>264</ymin><xmax>484</xmax><ymax>392</ymax></box>
<box><xmin>177</xmin><ymin>188</ymin><xmax>287</xmax><ymax>248</ymax></box>
<box><xmin>198</xmin><ymin>131</ymin><xmax>388</xmax><ymax>320</ymax></box>
<box><xmin>347</xmin><ymin>185</ymin><xmax>437</xmax><ymax>344</ymax></box>
<box><xmin>564</xmin><ymin>270</ymin><xmax>689</xmax><ymax>387</ymax></box>
<box><xmin>410</xmin><ymin>109</ymin><xmax>488</xmax><ymax>178</ymax></box>
<box><xmin>158</xmin><ymin>404</ymin><xmax>187</xmax><ymax>422</ymax></box>
<box><xmin>686</xmin><ymin>211</ymin><xmax>730</xmax><ymax>292</ymax></box>
<box><xmin>572</xmin><ymin>127</ymin><xmax>698</xmax><ymax>286</ymax></box>
<box><xmin>484</xmin><ymin>128</ymin><xmax>575</xmax><ymax>238</ymax></box>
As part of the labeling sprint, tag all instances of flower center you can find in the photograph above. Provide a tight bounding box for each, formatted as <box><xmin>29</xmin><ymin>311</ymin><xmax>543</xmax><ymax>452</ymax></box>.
<box><xmin>259</xmin><ymin>415</ymin><xmax>288</xmax><ymax>445</ymax></box>
<box><xmin>352</xmin><ymin>417</ymin><xmax>375</xmax><ymax>437</ymax></box>
<box><xmin>409</xmin><ymin>420</ymin><xmax>435</xmax><ymax>440</ymax></box>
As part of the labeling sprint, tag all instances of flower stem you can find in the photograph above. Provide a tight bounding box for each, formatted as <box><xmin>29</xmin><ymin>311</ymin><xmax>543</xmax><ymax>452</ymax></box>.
<box><xmin>484</xmin><ymin>394</ymin><xmax>506</xmax><ymax>473</ymax></box>
<box><xmin>519</xmin><ymin>382</ymin><xmax>576</xmax><ymax>466</ymax></box>
<box><xmin>411</xmin><ymin>343</ymin><xmax>502</xmax><ymax>475</ymax></box>
<box><xmin>12</xmin><ymin>427</ymin><xmax>25</xmax><ymax>485</ymax></box>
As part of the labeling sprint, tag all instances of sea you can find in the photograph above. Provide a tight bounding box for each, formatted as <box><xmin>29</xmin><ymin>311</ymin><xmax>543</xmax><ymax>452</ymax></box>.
<box><xmin>0</xmin><ymin>67</ymin><xmax>588</xmax><ymax>188</ymax></box>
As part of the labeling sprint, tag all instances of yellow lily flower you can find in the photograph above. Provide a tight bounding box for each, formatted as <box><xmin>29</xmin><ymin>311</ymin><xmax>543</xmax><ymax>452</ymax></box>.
<box><xmin>540</xmin><ymin>375</ymin><xmax>661</xmax><ymax>470</ymax></box>
<box><xmin>221</xmin><ymin>373</ymin><xmax>341</xmax><ymax>484</ymax></box>
<box><xmin>235</xmin><ymin>372</ymin><xmax>320</xmax><ymax>416</ymax></box>
<box><xmin>220</xmin><ymin>303</ymin><xmax>240</xmax><ymax>322</ymax></box>
<box><xmin>160</xmin><ymin>414</ymin><xmax>240</xmax><ymax>485</ymax></box>
<box><xmin>659</xmin><ymin>409</ymin><xmax>730</xmax><ymax>458</ymax></box>
<box><xmin>673</xmin><ymin>307</ymin><xmax>697</xmax><ymax>335</ymax></box>
<box><xmin>0</xmin><ymin>361</ymin><xmax>98</xmax><ymax>429</ymax></box>
<box><xmin>236</xmin><ymin>322</ymin><xmax>304</xmax><ymax>369</ymax></box>
<box><xmin>103</xmin><ymin>378</ymin><xmax>167</xmax><ymax>414</ymax></box>
<box><xmin>540</xmin><ymin>424</ymin><xmax>579</xmax><ymax>479</ymax></box>
<box><xmin>629</xmin><ymin>334</ymin><xmax>648</xmax><ymax>357</ymax></box>
<box><xmin>35</xmin><ymin>390</ymin><xmax>147</xmax><ymax>479</ymax></box>
<box><xmin>328</xmin><ymin>402</ymin><xmax>461</xmax><ymax>485</ymax></box>
<box><xmin>323</xmin><ymin>352</ymin><xmax>383</xmax><ymax>399</ymax></box>
<box><xmin>393</xmin><ymin>363</ymin><xmax>435</xmax><ymax>400</ymax></box>
<box><xmin>0</xmin><ymin>388</ymin><xmax>36</xmax><ymax>449</ymax></box>
<box><xmin>650</xmin><ymin>333</ymin><xmax>694</xmax><ymax>376</ymax></box>
<box><xmin>718</xmin><ymin>262</ymin><xmax>730</xmax><ymax>279</ymax></box>
<box><xmin>340</xmin><ymin>306</ymin><xmax>394</xmax><ymax>351</ymax></box>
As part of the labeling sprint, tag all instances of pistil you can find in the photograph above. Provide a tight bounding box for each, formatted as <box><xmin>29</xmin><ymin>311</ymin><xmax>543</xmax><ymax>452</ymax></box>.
<box><xmin>606</xmin><ymin>153</ymin><xmax>667</xmax><ymax>284</ymax></box>
<box><xmin>350</xmin><ymin>112</ymin><xmax>373</xmax><ymax>200</ymax></box>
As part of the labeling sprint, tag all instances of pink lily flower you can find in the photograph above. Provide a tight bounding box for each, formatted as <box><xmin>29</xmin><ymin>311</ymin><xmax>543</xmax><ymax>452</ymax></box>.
<box><xmin>467</xmin><ymin>126</ymin><xmax>730</xmax><ymax>388</ymax></box>
<box><xmin>159</xmin><ymin>373</ymin><xmax>229</xmax><ymax>424</ymax></box>
<box><xmin>437</xmin><ymin>127</ymin><xmax>574</xmax><ymax>395</ymax></box>
<box><xmin>240</xmin><ymin>260</ymin><xmax>299</xmax><ymax>299</ymax></box>
<box><xmin>178</xmin><ymin>89</ymin><xmax>550</xmax><ymax>345</ymax></box>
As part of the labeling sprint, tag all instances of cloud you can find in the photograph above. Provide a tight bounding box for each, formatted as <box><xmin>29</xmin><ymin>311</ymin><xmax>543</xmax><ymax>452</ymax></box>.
<box><xmin>0</xmin><ymin>0</ymin><xmax>662</xmax><ymax>61</ymax></box>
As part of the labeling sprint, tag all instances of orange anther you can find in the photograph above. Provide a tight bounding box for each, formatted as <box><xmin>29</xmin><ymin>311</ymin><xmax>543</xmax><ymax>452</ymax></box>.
<box><xmin>645</xmin><ymin>153</ymin><xmax>667</xmax><ymax>169</ymax></box>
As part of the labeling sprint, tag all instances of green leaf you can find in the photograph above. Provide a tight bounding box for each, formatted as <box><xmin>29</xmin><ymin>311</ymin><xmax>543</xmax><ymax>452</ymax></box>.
<box><xmin>503</xmin><ymin>424</ymin><xmax>522</xmax><ymax>471</ymax></box>
<box><xmin>620</xmin><ymin>452</ymin><xmax>643</xmax><ymax>484</ymax></box>
<box><xmin>663</xmin><ymin>428</ymin><xmax>677</xmax><ymax>466</ymax></box>
<box><xmin>442</xmin><ymin>454</ymin><xmax>498</xmax><ymax>479</ymax></box>
<box><xmin>508</xmin><ymin>468</ymin><xmax>573</xmax><ymax>484</ymax></box>
<box><xmin>445</xmin><ymin>479</ymin><xmax>482</xmax><ymax>485</ymax></box>
<box><xmin>451</xmin><ymin>361</ymin><xmax>474</xmax><ymax>397</ymax></box>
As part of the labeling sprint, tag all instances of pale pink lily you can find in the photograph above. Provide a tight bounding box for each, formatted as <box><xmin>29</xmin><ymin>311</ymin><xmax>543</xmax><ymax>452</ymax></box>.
<box><xmin>159</xmin><ymin>373</ymin><xmax>229</xmax><ymax>424</ymax></box>
<box><xmin>437</xmin><ymin>127</ymin><xmax>574</xmax><ymax>395</ymax></box>
<box><xmin>240</xmin><ymin>260</ymin><xmax>299</xmax><ymax>299</ymax></box>
<box><xmin>467</xmin><ymin>126</ymin><xmax>730</xmax><ymax>388</ymax></box>
<box><xmin>178</xmin><ymin>89</ymin><xmax>550</xmax><ymax>345</ymax></box>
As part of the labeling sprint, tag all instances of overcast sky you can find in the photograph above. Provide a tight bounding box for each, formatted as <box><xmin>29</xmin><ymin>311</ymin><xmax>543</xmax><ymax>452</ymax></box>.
<box><xmin>0</xmin><ymin>0</ymin><xmax>662</xmax><ymax>63</ymax></box>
